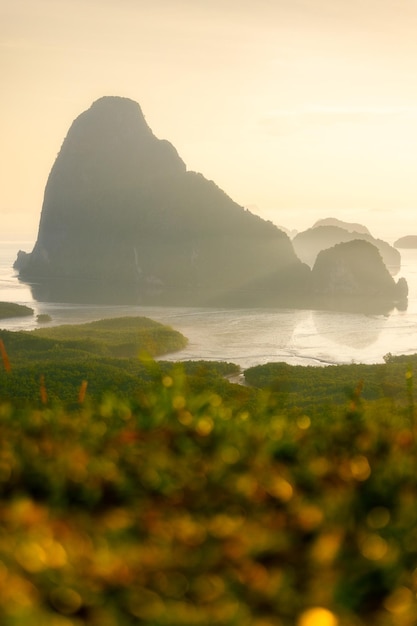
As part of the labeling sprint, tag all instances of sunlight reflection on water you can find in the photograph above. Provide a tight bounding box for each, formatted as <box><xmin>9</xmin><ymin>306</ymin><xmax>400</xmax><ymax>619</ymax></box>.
<box><xmin>1</xmin><ymin>241</ymin><xmax>417</xmax><ymax>368</ymax></box>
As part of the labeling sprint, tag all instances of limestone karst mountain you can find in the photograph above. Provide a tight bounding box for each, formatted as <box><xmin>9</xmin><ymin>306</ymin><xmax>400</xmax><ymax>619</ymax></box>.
<box><xmin>311</xmin><ymin>240</ymin><xmax>408</xmax><ymax>313</ymax></box>
<box><xmin>292</xmin><ymin>225</ymin><xmax>401</xmax><ymax>274</ymax></box>
<box><xmin>312</xmin><ymin>217</ymin><xmax>371</xmax><ymax>235</ymax></box>
<box><xmin>16</xmin><ymin>96</ymin><xmax>310</xmax><ymax>305</ymax></box>
<box><xmin>15</xmin><ymin>96</ymin><xmax>407</xmax><ymax>311</ymax></box>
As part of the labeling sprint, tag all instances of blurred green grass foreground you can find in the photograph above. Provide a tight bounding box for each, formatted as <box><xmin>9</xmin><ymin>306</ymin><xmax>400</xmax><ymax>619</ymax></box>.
<box><xmin>1</xmin><ymin>317</ymin><xmax>417</xmax><ymax>625</ymax></box>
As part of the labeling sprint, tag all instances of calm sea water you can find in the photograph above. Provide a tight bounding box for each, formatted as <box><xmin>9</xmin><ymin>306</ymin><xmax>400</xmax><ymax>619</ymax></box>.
<box><xmin>1</xmin><ymin>240</ymin><xmax>417</xmax><ymax>369</ymax></box>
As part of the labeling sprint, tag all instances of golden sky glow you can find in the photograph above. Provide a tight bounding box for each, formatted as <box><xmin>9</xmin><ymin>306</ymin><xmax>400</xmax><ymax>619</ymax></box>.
<box><xmin>2</xmin><ymin>0</ymin><xmax>417</xmax><ymax>240</ymax></box>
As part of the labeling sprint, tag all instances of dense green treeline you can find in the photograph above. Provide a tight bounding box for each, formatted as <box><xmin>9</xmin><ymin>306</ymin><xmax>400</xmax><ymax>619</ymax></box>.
<box><xmin>0</xmin><ymin>316</ymin><xmax>187</xmax><ymax>361</ymax></box>
<box><xmin>0</xmin><ymin>316</ymin><xmax>187</xmax><ymax>404</ymax></box>
<box><xmin>0</xmin><ymin>357</ymin><xmax>242</xmax><ymax>407</ymax></box>
<box><xmin>0</xmin><ymin>317</ymin><xmax>170</xmax><ymax>404</ymax></box>
<box><xmin>3</xmin><ymin>314</ymin><xmax>416</xmax><ymax>413</ymax></box>
<box><xmin>0</xmin><ymin>302</ymin><xmax>34</xmax><ymax>319</ymax></box>
<box><xmin>244</xmin><ymin>356</ymin><xmax>417</xmax><ymax>412</ymax></box>
<box><xmin>0</xmin><ymin>317</ymin><xmax>241</xmax><ymax>406</ymax></box>
<box><xmin>1</xmin><ymin>317</ymin><xmax>417</xmax><ymax>624</ymax></box>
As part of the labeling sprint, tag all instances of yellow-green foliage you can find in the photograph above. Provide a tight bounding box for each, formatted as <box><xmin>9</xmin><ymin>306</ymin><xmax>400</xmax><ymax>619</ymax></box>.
<box><xmin>0</xmin><ymin>317</ymin><xmax>189</xmax><ymax>406</ymax></box>
<box><xmin>30</xmin><ymin>316</ymin><xmax>188</xmax><ymax>357</ymax></box>
<box><xmin>245</xmin><ymin>358</ymin><xmax>417</xmax><ymax>412</ymax></box>
<box><xmin>1</xmin><ymin>366</ymin><xmax>417</xmax><ymax>625</ymax></box>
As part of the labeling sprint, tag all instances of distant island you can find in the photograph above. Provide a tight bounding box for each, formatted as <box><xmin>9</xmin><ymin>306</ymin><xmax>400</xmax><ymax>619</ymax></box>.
<box><xmin>15</xmin><ymin>96</ymin><xmax>407</xmax><ymax>313</ymax></box>
<box><xmin>293</xmin><ymin>224</ymin><xmax>401</xmax><ymax>274</ymax></box>
<box><xmin>312</xmin><ymin>217</ymin><xmax>371</xmax><ymax>235</ymax></box>
<box><xmin>394</xmin><ymin>235</ymin><xmax>417</xmax><ymax>249</ymax></box>
<box><xmin>311</xmin><ymin>240</ymin><xmax>408</xmax><ymax>313</ymax></box>
<box><xmin>0</xmin><ymin>302</ymin><xmax>33</xmax><ymax>319</ymax></box>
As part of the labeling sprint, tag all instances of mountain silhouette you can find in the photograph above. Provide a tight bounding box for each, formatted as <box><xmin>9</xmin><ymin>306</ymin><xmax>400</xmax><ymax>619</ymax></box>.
<box><xmin>15</xmin><ymin>96</ymin><xmax>407</xmax><ymax>312</ymax></box>
<box><xmin>16</xmin><ymin>96</ymin><xmax>310</xmax><ymax>305</ymax></box>
<box><xmin>312</xmin><ymin>217</ymin><xmax>371</xmax><ymax>235</ymax></box>
<box><xmin>394</xmin><ymin>235</ymin><xmax>417</xmax><ymax>249</ymax></box>
<box><xmin>293</xmin><ymin>224</ymin><xmax>401</xmax><ymax>274</ymax></box>
<box><xmin>310</xmin><ymin>240</ymin><xmax>408</xmax><ymax>313</ymax></box>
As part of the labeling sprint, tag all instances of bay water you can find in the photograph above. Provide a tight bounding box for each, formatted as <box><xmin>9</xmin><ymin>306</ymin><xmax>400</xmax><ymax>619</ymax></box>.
<box><xmin>1</xmin><ymin>240</ymin><xmax>417</xmax><ymax>370</ymax></box>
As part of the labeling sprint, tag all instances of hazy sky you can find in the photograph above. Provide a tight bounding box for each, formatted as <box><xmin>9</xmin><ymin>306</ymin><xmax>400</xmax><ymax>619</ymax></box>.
<box><xmin>2</xmin><ymin>0</ymin><xmax>417</xmax><ymax>241</ymax></box>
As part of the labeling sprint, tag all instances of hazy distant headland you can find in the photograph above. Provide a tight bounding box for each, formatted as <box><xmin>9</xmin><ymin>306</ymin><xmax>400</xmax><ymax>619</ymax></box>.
<box><xmin>15</xmin><ymin>96</ymin><xmax>407</xmax><ymax>313</ymax></box>
<box><xmin>394</xmin><ymin>235</ymin><xmax>417</xmax><ymax>249</ymax></box>
<box><xmin>293</xmin><ymin>221</ymin><xmax>401</xmax><ymax>274</ymax></box>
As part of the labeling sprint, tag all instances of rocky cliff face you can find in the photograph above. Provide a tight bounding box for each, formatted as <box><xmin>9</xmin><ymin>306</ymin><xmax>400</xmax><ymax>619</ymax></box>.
<box><xmin>16</xmin><ymin>96</ymin><xmax>407</xmax><ymax>311</ymax></box>
<box><xmin>17</xmin><ymin>96</ymin><xmax>309</xmax><ymax>305</ymax></box>
<box><xmin>292</xmin><ymin>225</ymin><xmax>401</xmax><ymax>274</ymax></box>
<box><xmin>311</xmin><ymin>240</ymin><xmax>408</xmax><ymax>313</ymax></box>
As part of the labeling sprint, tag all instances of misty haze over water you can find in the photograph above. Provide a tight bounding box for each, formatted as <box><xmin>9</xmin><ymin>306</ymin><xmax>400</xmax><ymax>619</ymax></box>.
<box><xmin>1</xmin><ymin>241</ymin><xmax>417</xmax><ymax>369</ymax></box>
